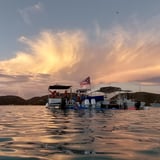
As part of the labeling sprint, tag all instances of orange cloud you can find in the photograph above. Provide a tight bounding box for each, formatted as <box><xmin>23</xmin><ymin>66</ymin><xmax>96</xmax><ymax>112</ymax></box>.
<box><xmin>0</xmin><ymin>30</ymin><xmax>84</xmax><ymax>75</ymax></box>
<box><xmin>0</xmin><ymin>25</ymin><xmax>160</xmax><ymax>97</ymax></box>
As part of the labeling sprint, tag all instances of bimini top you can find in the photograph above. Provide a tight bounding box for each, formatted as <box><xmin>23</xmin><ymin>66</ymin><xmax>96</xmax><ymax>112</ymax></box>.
<box><xmin>48</xmin><ymin>85</ymin><xmax>72</xmax><ymax>90</ymax></box>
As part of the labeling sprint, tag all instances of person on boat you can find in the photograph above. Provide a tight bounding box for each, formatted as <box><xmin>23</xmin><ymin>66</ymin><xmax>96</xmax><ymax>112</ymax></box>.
<box><xmin>101</xmin><ymin>102</ymin><xmax>107</xmax><ymax>108</ymax></box>
<box><xmin>61</xmin><ymin>96</ymin><xmax>66</xmax><ymax>109</ymax></box>
<box><xmin>64</xmin><ymin>90</ymin><xmax>68</xmax><ymax>97</ymax></box>
<box><xmin>64</xmin><ymin>90</ymin><xmax>69</xmax><ymax>104</ymax></box>
<box><xmin>123</xmin><ymin>101</ymin><xmax>128</xmax><ymax>110</ymax></box>
<box><xmin>56</xmin><ymin>91</ymin><xmax>60</xmax><ymax>97</ymax></box>
<box><xmin>48</xmin><ymin>90</ymin><xmax>56</xmax><ymax>98</ymax></box>
<box><xmin>135</xmin><ymin>100</ymin><xmax>141</xmax><ymax>110</ymax></box>
<box><xmin>75</xmin><ymin>94</ymin><xmax>82</xmax><ymax>107</ymax></box>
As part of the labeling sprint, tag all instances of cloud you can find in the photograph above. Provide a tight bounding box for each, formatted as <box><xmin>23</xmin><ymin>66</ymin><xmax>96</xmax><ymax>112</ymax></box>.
<box><xmin>18</xmin><ymin>2</ymin><xmax>43</xmax><ymax>25</ymax></box>
<box><xmin>0</xmin><ymin>30</ymin><xmax>85</xmax><ymax>98</ymax></box>
<box><xmin>5</xmin><ymin>30</ymin><xmax>84</xmax><ymax>75</ymax></box>
<box><xmin>1</xmin><ymin>18</ymin><xmax>160</xmax><ymax>97</ymax></box>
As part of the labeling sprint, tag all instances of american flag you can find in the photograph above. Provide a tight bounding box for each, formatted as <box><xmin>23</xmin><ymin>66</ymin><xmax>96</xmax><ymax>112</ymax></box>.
<box><xmin>80</xmin><ymin>76</ymin><xmax>91</xmax><ymax>86</ymax></box>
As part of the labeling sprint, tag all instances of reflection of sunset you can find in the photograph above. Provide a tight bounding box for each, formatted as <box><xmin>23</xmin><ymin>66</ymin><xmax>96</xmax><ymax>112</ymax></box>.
<box><xmin>1</xmin><ymin>105</ymin><xmax>159</xmax><ymax>159</ymax></box>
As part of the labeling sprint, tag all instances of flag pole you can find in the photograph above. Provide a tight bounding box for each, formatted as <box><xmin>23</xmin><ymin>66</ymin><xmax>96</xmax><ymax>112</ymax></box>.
<box><xmin>90</xmin><ymin>76</ymin><xmax>92</xmax><ymax>91</ymax></box>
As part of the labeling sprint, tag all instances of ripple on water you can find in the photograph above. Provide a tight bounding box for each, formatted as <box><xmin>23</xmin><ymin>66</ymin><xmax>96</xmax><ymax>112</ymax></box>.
<box><xmin>0</xmin><ymin>106</ymin><xmax>160</xmax><ymax>160</ymax></box>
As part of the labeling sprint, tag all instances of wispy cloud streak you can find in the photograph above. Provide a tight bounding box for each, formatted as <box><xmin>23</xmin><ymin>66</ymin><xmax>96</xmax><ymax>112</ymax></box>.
<box><xmin>1</xmin><ymin>18</ymin><xmax>160</xmax><ymax>97</ymax></box>
<box><xmin>18</xmin><ymin>2</ymin><xmax>43</xmax><ymax>25</ymax></box>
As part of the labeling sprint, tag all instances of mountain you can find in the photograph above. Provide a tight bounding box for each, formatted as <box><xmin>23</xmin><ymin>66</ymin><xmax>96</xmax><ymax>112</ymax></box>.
<box><xmin>0</xmin><ymin>95</ymin><xmax>26</xmax><ymax>105</ymax></box>
<box><xmin>0</xmin><ymin>95</ymin><xmax>48</xmax><ymax>105</ymax></box>
<box><xmin>124</xmin><ymin>92</ymin><xmax>160</xmax><ymax>105</ymax></box>
<box><xmin>0</xmin><ymin>88</ymin><xmax>159</xmax><ymax>105</ymax></box>
<box><xmin>26</xmin><ymin>95</ymin><xmax>48</xmax><ymax>105</ymax></box>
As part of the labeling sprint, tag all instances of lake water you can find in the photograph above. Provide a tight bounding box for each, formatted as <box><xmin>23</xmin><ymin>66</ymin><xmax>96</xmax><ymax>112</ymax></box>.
<box><xmin>0</xmin><ymin>105</ymin><xmax>160</xmax><ymax>160</ymax></box>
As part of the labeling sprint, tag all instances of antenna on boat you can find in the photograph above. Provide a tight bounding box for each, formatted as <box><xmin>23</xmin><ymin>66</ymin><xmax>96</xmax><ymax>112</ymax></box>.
<box><xmin>139</xmin><ymin>83</ymin><xmax>142</xmax><ymax>92</ymax></box>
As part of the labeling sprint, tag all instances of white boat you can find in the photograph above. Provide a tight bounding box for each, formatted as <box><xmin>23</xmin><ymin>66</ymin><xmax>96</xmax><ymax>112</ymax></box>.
<box><xmin>46</xmin><ymin>83</ymin><xmax>149</xmax><ymax>110</ymax></box>
<box><xmin>46</xmin><ymin>84</ymin><xmax>72</xmax><ymax>109</ymax></box>
<box><xmin>76</xmin><ymin>88</ymin><xmax>106</xmax><ymax>108</ymax></box>
<box><xmin>100</xmin><ymin>89</ymin><xmax>147</xmax><ymax>110</ymax></box>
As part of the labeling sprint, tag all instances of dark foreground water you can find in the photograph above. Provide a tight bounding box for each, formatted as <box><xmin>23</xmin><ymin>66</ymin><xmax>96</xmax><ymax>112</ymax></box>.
<box><xmin>0</xmin><ymin>105</ymin><xmax>159</xmax><ymax>160</ymax></box>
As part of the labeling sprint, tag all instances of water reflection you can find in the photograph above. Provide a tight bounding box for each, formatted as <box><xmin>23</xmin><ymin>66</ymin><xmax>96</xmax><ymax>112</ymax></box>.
<box><xmin>0</xmin><ymin>106</ymin><xmax>160</xmax><ymax>160</ymax></box>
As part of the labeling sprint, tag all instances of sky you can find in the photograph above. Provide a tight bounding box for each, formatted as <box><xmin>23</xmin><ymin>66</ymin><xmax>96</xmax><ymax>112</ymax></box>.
<box><xmin>0</xmin><ymin>0</ymin><xmax>160</xmax><ymax>99</ymax></box>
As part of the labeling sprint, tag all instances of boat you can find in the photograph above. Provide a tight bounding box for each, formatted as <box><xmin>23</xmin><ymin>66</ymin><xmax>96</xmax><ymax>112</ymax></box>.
<box><xmin>76</xmin><ymin>88</ymin><xmax>105</xmax><ymax>108</ymax></box>
<box><xmin>46</xmin><ymin>80</ymin><xmax>149</xmax><ymax>110</ymax></box>
<box><xmin>45</xmin><ymin>83</ymin><xmax>106</xmax><ymax>110</ymax></box>
<box><xmin>46</xmin><ymin>84</ymin><xmax>72</xmax><ymax>109</ymax></box>
<box><xmin>96</xmin><ymin>88</ymin><xmax>148</xmax><ymax>110</ymax></box>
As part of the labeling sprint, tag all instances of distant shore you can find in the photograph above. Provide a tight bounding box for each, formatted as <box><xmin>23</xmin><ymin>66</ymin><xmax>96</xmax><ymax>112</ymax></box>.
<box><xmin>0</xmin><ymin>91</ymin><xmax>160</xmax><ymax>106</ymax></box>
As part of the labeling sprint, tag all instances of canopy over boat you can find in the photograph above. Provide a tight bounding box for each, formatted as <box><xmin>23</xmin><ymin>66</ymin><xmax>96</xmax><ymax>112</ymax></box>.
<box><xmin>76</xmin><ymin>88</ymin><xmax>90</xmax><ymax>93</ymax></box>
<box><xmin>48</xmin><ymin>85</ymin><xmax>72</xmax><ymax>90</ymax></box>
<box><xmin>98</xmin><ymin>86</ymin><xmax>121</xmax><ymax>93</ymax></box>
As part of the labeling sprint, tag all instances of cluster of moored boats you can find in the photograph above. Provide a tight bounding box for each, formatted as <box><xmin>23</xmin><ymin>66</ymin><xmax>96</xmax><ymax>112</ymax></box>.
<box><xmin>45</xmin><ymin>84</ymin><xmax>149</xmax><ymax>110</ymax></box>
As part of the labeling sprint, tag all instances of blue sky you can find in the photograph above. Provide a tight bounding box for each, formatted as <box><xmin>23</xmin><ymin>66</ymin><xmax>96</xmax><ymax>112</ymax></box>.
<box><xmin>1</xmin><ymin>0</ymin><xmax>160</xmax><ymax>59</ymax></box>
<box><xmin>0</xmin><ymin>0</ymin><xmax>160</xmax><ymax>98</ymax></box>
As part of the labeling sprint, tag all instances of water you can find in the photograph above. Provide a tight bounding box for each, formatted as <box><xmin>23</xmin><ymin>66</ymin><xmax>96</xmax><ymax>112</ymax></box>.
<box><xmin>0</xmin><ymin>105</ymin><xmax>160</xmax><ymax>160</ymax></box>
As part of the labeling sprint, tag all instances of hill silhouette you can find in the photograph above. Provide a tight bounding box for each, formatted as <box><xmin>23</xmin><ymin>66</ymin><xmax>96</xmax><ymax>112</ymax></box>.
<box><xmin>0</xmin><ymin>95</ymin><xmax>48</xmax><ymax>105</ymax></box>
<box><xmin>119</xmin><ymin>92</ymin><xmax>160</xmax><ymax>105</ymax></box>
<box><xmin>0</xmin><ymin>95</ymin><xmax>26</xmax><ymax>105</ymax></box>
<box><xmin>0</xmin><ymin>86</ymin><xmax>159</xmax><ymax>105</ymax></box>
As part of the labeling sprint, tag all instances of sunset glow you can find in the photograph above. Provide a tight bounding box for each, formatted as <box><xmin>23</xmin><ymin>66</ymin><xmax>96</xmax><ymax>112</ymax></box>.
<box><xmin>0</xmin><ymin>1</ymin><xmax>160</xmax><ymax>98</ymax></box>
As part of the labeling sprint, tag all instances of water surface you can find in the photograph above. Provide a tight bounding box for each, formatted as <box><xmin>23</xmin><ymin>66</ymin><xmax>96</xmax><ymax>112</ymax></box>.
<box><xmin>0</xmin><ymin>105</ymin><xmax>160</xmax><ymax>160</ymax></box>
